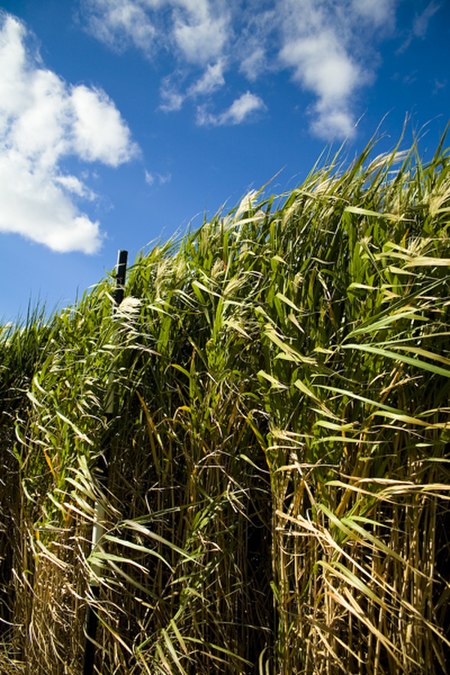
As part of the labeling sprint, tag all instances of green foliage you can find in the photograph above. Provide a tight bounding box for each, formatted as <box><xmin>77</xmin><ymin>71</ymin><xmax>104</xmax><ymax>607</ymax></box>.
<box><xmin>1</xmin><ymin>133</ymin><xmax>449</xmax><ymax>673</ymax></box>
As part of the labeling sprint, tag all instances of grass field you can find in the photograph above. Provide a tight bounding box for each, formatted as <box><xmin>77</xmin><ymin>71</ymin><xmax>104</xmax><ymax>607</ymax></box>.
<box><xmin>1</xmin><ymin>132</ymin><xmax>449</xmax><ymax>673</ymax></box>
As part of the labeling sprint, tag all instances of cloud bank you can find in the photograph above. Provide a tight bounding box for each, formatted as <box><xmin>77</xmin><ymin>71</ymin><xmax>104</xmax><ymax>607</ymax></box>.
<box><xmin>82</xmin><ymin>0</ymin><xmax>401</xmax><ymax>140</ymax></box>
<box><xmin>0</xmin><ymin>13</ymin><xmax>137</xmax><ymax>253</ymax></box>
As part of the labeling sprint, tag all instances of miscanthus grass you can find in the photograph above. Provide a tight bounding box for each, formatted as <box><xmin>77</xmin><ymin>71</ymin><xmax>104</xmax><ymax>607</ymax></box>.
<box><xmin>1</xmin><ymin>133</ymin><xmax>449</xmax><ymax>674</ymax></box>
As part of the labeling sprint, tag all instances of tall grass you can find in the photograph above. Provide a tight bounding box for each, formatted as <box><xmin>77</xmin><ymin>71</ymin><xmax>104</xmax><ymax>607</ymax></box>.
<box><xmin>1</xmin><ymin>133</ymin><xmax>449</xmax><ymax>673</ymax></box>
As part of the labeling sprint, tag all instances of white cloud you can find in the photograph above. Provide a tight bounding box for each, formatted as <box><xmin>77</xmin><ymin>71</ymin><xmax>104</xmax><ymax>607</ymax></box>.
<box><xmin>55</xmin><ymin>174</ymin><xmax>97</xmax><ymax>200</ymax></box>
<box><xmin>225</xmin><ymin>92</ymin><xmax>266</xmax><ymax>124</ymax></box>
<box><xmin>159</xmin><ymin>76</ymin><xmax>185</xmax><ymax>111</ymax></box>
<box><xmin>235</xmin><ymin>6</ymin><xmax>277</xmax><ymax>81</ymax></box>
<box><xmin>0</xmin><ymin>151</ymin><xmax>101</xmax><ymax>253</ymax></box>
<box><xmin>188</xmin><ymin>60</ymin><xmax>225</xmax><ymax>96</ymax></box>
<box><xmin>81</xmin><ymin>0</ymin><xmax>157</xmax><ymax>53</ymax></box>
<box><xmin>144</xmin><ymin>169</ymin><xmax>155</xmax><ymax>185</ymax></box>
<box><xmin>0</xmin><ymin>13</ymin><xmax>137</xmax><ymax>253</ymax></box>
<box><xmin>351</xmin><ymin>0</ymin><xmax>396</xmax><ymax>27</ymax></box>
<box><xmin>9</xmin><ymin>68</ymin><xmax>70</xmax><ymax>169</ymax></box>
<box><xmin>145</xmin><ymin>169</ymin><xmax>171</xmax><ymax>185</ymax></box>
<box><xmin>280</xmin><ymin>32</ymin><xmax>360</xmax><ymax>104</ymax></box>
<box><xmin>83</xmin><ymin>0</ymin><xmax>231</xmax><ymax>65</ymax></box>
<box><xmin>277</xmin><ymin>0</ymin><xmax>396</xmax><ymax>139</ymax></box>
<box><xmin>239</xmin><ymin>46</ymin><xmax>266</xmax><ymax>81</ymax></box>
<box><xmin>71</xmin><ymin>85</ymin><xmax>137</xmax><ymax>166</ymax></box>
<box><xmin>413</xmin><ymin>1</ymin><xmax>441</xmax><ymax>38</ymax></box>
<box><xmin>397</xmin><ymin>1</ymin><xmax>440</xmax><ymax>52</ymax></box>
<box><xmin>311</xmin><ymin>106</ymin><xmax>355</xmax><ymax>140</ymax></box>
<box><xmin>279</xmin><ymin>15</ymin><xmax>359</xmax><ymax>137</ymax></box>
<box><xmin>197</xmin><ymin>91</ymin><xmax>266</xmax><ymax>126</ymax></box>
<box><xmin>172</xmin><ymin>3</ymin><xmax>230</xmax><ymax>65</ymax></box>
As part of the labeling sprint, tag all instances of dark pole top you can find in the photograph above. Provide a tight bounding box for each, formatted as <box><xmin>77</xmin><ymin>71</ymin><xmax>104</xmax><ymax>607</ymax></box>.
<box><xmin>113</xmin><ymin>250</ymin><xmax>128</xmax><ymax>306</ymax></box>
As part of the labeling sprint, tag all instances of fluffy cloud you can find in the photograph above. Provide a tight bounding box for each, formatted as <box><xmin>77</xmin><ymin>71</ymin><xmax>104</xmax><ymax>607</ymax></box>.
<box><xmin>0</xmin><ymin>151</ymin><xmax>100</xmax><ymax>253</ymax></box>
<box><xmin>188</xmin><ymin>60</ymin><xmax>225</xmax><ymax>96</ymax></box>
<box><xmin>82</xmin><ymin>0</ymin><xmax>399</xmax><ymax>140</ymax></box>
<box><xmin>159</xmin><ymin>76</ymin><xmax>185</xmax><ymax>112</ymax></box>
<box><xmin>0</xmin><ymin>13</ymin><xmax>137</xmax><ymax>253</ymax></box>
<box><xmin>277</xmin><ymin>0</ymin><xmax>399</xmax><ymax>139</ymax></box>
<box><xmin>83</xmin><ymin>0</ymin><xmax>231</xmax><ymax>65</ymax></box>
<box><xmin>351</xmin><ymin>0</ymin><xmax>396</xmax><ymax>27</ymax></box>
<box><xmin>279</xmin><ymin>28</ymin><xmax>360</xmax><ymax>138</ymax></box>
<box><xmin>80</xmin><ymin>0</ymin><xmax>157</xmax><ymax>54</ymax></box>
<box><xmin>171</xmin><ymin>0</ymin><xmax>230</xmax><ymax>65</ymax></box>
<box><xmin>197</xmin><ymin>91</ymin><xmax>266</xmax><ymax>126</ymax></box>
<box><xmin>71</xmin><ymin>85</ymin><xmax>136</xmax><ymax>166</ymax></box>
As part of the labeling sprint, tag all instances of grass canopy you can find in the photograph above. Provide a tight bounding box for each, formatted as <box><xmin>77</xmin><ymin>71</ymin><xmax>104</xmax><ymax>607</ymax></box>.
<box><xmin>1</xmin><ymin>132</ymin><xmax>449</xmax><ymax>674</ymax></box>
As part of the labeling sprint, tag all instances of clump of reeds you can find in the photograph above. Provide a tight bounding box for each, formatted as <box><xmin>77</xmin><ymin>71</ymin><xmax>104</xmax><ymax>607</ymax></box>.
<box><xmin>0</xmin><ymin>132</ymin><xmax>449</xmax><ymax>674</ymax></box>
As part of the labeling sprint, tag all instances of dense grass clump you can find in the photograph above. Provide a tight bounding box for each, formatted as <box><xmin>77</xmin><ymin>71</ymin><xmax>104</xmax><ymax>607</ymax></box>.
<box><xmin>1</xmin><ymin>135</ymin><xmax>449</xmax><ymax>674</ymax></box>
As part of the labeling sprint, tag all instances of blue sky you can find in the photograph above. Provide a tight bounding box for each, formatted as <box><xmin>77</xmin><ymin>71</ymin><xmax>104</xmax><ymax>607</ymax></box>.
<box><xmin>0</xmin><ymin>0</ymin><xmax>449</xmax><ymax>322</ymax></box>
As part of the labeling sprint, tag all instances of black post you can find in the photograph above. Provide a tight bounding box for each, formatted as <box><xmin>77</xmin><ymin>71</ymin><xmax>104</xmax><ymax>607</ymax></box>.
<box><xmin>113</xmin><ymin>249</ymin><xmax>128</xmax><ymax>306</ymax></box>
<box><xmin>83</xmin><ymin>250</ymin><xmax>128</xmax><ymax>675</ymax></box>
